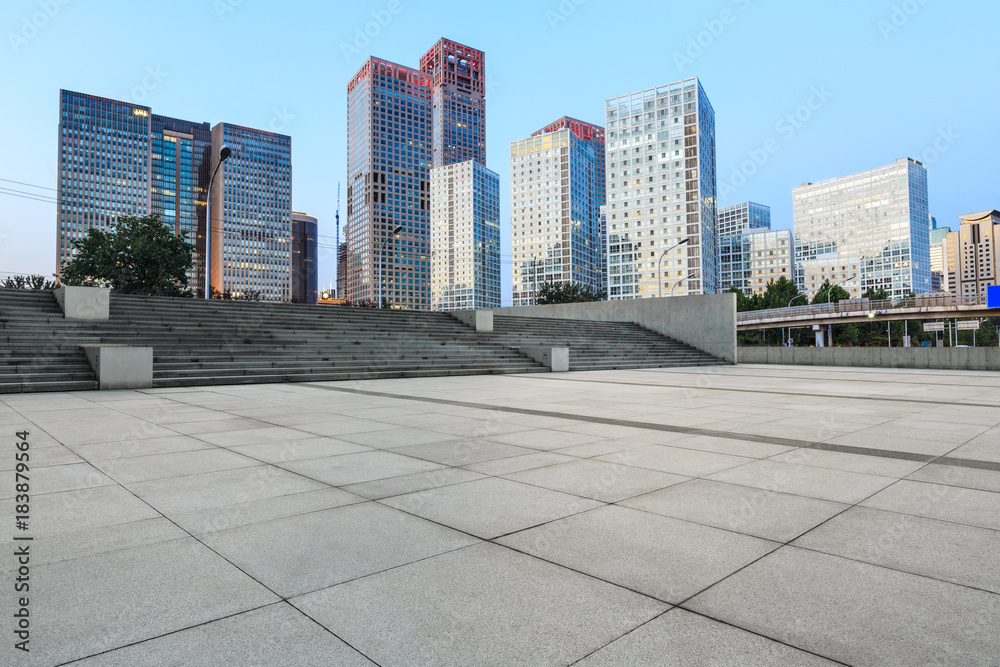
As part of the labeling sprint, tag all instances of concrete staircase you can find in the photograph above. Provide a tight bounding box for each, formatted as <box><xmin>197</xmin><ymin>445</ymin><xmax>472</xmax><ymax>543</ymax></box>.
<box><xmin>0</xmin><ymin>289</ymin><xmax>725</xmax><ymax>393</ymax></box>
<box><xmin>0</xmin><ymin>289</ymin><xmax>99</xmax><ymax>393</ymax></box>
<box><xmin>485</xmin><ymin>315</ymin><xmax>722</xmax><ymax>371</ymax></box>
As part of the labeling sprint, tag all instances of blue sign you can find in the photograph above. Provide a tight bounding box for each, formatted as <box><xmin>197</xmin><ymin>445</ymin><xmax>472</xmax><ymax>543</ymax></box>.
<box><xmin>990</xmin><ymin>285</ymin><xmax>1000</xmax><ymax>308</ymax></box>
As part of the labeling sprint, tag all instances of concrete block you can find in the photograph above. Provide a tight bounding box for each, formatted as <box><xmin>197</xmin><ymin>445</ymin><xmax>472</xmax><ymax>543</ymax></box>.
<box><xmin>519</xmin><ymin>346</ymin><xmax>569</xmax><ymax>372</ymax></box>
<box><xmin>82</xmin><ymin>345</ymin><xmax>153</xmax><ymax>390</ymax></box>
<box><xmin>450</xmin><ymin>309</ymin><xmax>493</xmax><ymax>332</ymax></box>
<box><xmin>54</xmin><ymin>286</ymin><xmax>110</xmax><ymax>320</ymax></box>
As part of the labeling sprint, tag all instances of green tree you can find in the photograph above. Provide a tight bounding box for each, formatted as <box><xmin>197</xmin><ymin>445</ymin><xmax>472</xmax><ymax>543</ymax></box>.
<box><xmin>2</xmin><ymin>274</ymin><xmax>59</xmax><ymax>290</ymax></box>
<box><xmin>536</xmin><ymin>281</ymin><xmax>606</xmax><ymax>305</ymax></box>
<box><xmin>61</xmin><ymin>214</ymin><xmax>193</xmax><ymax>297</ymax></box>
<box><xmin>760</xmin><ymin>276</ymin><xmax>803</xmax><ymax>311</ymax></box>
<box><xmin>811</xmin><ymin>279</ymin><xmax>851</xmax><ymax>305</ymax></box>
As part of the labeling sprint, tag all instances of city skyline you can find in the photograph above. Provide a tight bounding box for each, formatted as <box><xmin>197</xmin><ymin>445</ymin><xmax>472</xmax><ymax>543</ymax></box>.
<box><xmin>2</xmin><ymin>1</ymin><xmax>998</xmax><ymax>304</ymax></box>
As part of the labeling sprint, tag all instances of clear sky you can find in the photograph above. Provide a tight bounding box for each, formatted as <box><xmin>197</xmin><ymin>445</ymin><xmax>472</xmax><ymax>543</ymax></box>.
<box><xmin>2</xmin><ymin>0</ymin><xmax>997</xmax><ymax>301</ymax></box>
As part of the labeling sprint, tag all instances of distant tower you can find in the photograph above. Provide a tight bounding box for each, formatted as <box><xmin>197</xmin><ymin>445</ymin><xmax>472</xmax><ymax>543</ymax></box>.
<box><xmin>335</xmin><ymin>182</ymin><xmax>348</xmax><ymax>299</ymax></box>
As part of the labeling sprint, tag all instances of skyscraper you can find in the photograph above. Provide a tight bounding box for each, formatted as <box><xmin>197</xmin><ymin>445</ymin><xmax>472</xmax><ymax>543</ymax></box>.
<box><xmin>291</xmin><ymin>212</ymin><xmax>318</xmax><ymax>304</ymax></box>
<box><xmin>793</xmin><ymin>158</ymin><xmax>931</xmax><ymax>299</ymax></box>
<box><xmin>150</xmin><ymin>114</ymin><xmax>211</xmax><ymax>289</ymax></box>
<box><xmin>604</xmin><ymin>78</ymin><xmax>718</xmax><ymax>299</ymax></box>
<box><xmin>430</xmin><ymin>160</ymin><xmax>500</xmax><ymax>310</ymax></box>
<box><xmin>510</xmin><ymin>117</ymin><xmax>605</xmax><ymax>306</ymax></box>
<box><xmin>57</xmin><ymin>90</ymin><xmax>293</xmax><ymax>300</ymax></box>
<box><xmin>420</xmin><ymin>38</ymin><xmax>485</xmax><ymax>168</ymax></box>
<box><xmin>718</xmin><ymin>201</ymin><xmax>770</xmax><ymax>237</ymax></box>
<box><xmin>208</xmin><ymin>123</ymin><xmax>292</xmax><ymax>300</ymax></box>
<box><xmin>56</xmin><ymin>90</ymin><xmax>152</xmax><ymax>275</ymax></box>
<box><xmin>345</xmin><ymin>57</ymin><xmax>432</xmax><ymax>308</ymax></box>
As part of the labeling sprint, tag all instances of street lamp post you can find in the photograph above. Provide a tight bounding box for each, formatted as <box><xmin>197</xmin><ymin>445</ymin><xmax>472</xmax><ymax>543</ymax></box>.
<box><xmin>785</xmin><ymin>294</ymin><xmax>807</xmax><ymax>346</ymax></box>
<box><xmin>204</xmin><ymin>146</ymin><xmax>231</xmax><ymax>299</ymax></box>
<box><xmin>378</xmin><ymin>224</ymin><xmax>403</xmax><ymax>309</ymax></box>
<box><xmin>825</xmin><ymin>275</ymin><xmax>856</xmax><ymax>347</ymax></box>
<box><xmin>657</xmin><ymin>238</ymin><xmax>691</xmax><ymax>298</ymax></box>
<box><xmin>671</xmin><ymin>272</ymin><xmax>697</xmax><ymax>298</ymax></box>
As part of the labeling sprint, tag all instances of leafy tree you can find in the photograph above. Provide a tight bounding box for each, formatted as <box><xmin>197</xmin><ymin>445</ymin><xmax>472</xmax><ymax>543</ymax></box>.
<box><xmin>536</xmin><ymin>281</ymin><xmax>606</xmax><ymax>305</ymax></box>
<box><xmin>811</xmin><ymin>279</ymin><xmax>851</xmax><ymax>305</ymax></box>
<box><xmin>3</xmin><ymin>274</ymin><xmax>59</xmax><ymax>290</ymax></box>
<box><xmin>61</xmin><ymin>214</ymin><xmax>193</xmax><ymax>297</ymax></box>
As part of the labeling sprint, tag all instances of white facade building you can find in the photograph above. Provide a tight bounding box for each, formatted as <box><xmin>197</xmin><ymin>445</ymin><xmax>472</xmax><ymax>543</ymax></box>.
<box><xmin>604</xmin><ymin>77</ymin><xmax>718</xmax><ymax>299</ymax></box>
<box><xmin>793</xmin><ymin>158</ymin><xmax>931</xmax><ymax>299</ymax></box>
<box><xmin>430</xmin><ymin>160</ymin><xmax>501</xmax><ymax>310</ymax></box>
<box><xmin>719</xmin><ymin>228</ymin><xmax>795</xmax><ymax>295</ymax></box>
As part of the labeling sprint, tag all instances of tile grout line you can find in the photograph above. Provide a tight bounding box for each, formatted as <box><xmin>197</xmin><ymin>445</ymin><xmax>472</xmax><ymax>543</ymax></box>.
<box><xmin>300</xmin><ymin>382</ymin><xmax>1000</xmax><ymax>472</ymax></box>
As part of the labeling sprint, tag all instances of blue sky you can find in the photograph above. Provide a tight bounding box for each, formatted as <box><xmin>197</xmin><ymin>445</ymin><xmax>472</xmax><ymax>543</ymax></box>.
<box><xmin>2</xmin><ymin>0</ymin><xmax>997</xmax><ymax>301</ymax></box>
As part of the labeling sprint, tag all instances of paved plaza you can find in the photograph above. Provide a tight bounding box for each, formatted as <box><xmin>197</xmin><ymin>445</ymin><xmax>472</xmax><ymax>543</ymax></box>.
<box><xmin>3</xmin><ymin>364</ymin><xmax>1000</xmax><ymax>665</ymax></box>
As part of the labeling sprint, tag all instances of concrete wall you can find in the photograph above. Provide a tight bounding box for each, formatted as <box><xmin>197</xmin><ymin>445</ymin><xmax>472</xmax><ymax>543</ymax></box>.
<box><xmin>81</xmin><ymin>345</ymin><xmax>153</xmax><ymax>389</ymax></box>
<box><xmin>493</xmin><ymin>294</ymin><xmax>737</xmax><ymax>363</ymax></box>
<box><xmin>738</xmin><ymin>346</ymin><xmax>1000</xmax><ymax>371</ymax></box>
<box><xmin>53</xmin><ymin>286</ymin><xmax>109</xmax><ymax>320</ymax></box>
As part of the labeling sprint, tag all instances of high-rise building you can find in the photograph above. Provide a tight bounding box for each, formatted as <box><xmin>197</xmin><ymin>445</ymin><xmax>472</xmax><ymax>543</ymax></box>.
<box><xmin>420</xmin><ymin>39</ymin><xmax>485</xmax><ymax>169</ymax></box>
<box><xmin>604</xmin><ymin>78</ymin><xmax>718</xmax><ymax>299</ymax></box>
<box><xmin>150</xmin><ymin>114</ymin><xmax>211</xmax><ymax>289</ymax></box>
<box><xmin>719</xmin><ymin>228</ymin><xmax>795</xmax><ymax>295</ymax></box>
<box><xmin>793</xmin><ymin>158</ymin><xmax>931</xmax><ymax>299</ymax></box>
<box><xmin>510</xmin><ymin>117</ymin><xmax>605</xmax><ymax>305</ymax></box>
<box><xmin>290</xmin><ymin>212</ymin><xmax>318</xmax><ymax>304</ymax></box>
<box><xmin>718</xmin><ymin>201</ymin><xmax>770</xmax><ymax>237</ymax></box>
<box><xmin>942</xmin><ymin>210</ymin><xmax>1000</xmax><ymax>297</ymax></box>
<box><xmin>208</xmin><ymin>123</ymin><xmax>292</xmax><ymax>300</ymax></box>
<box><xmin>57</xmin><ymin>90</ymin><xmax>294</xmax><ymax>300</ymax></box>
<box><xmin>345</xmin><ymin>57</ymin><xmax>432</xmax><ymax>308</ymax></box>
<box><xmin>430</xmin><ymin>160</ymin><xmax>500</xmax><ymax>310</ymax></box>
<box><xmin>56</xmin><ymin>90</ymin><xmax>152</xmax><ymax>275</ymax></box>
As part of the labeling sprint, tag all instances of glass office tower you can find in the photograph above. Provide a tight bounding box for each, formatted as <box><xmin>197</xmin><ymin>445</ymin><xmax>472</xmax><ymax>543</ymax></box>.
<box><xmin>56</xmin><ymin>90</ymin><xmax>152</xmax><ymax>274</ymax></box>
<box><xmin>718</xmin><ymin>201</ymin><xmax>770</xmax><ymax>238</ymax></box>
<box><xmin>604</xmin><ymin>78</ymin><xmax>718</xmax><ymax>299</ymax></box>
<box><xmin>510</xmin><ymin>120</ymin><xmax>604</xmax><ymax>306</ymax></box>
<box><xmin>793</xmin><ymin>158</ymin><xmax>931</xmax><ymax>299</ymax></box>
<box><xmin>430</xmin><ymin>160</ymin><xmax>501</xmax><ymax>310</ymax></box>
<box><xmin>420</xmin><ymin>38</ymin><xmax>485</xmax><ymax>169</ymax></box>
<box><xmin>150</xmin><ymin>114</ymin><xmax>211</xmax><ymax>289</ymax></box>
<box><xmin>345</xmin><ymin>57</ymin><xmax>432</xmax><ymax>308</ymax></box>
<box><xmin>209</xmin><ymin>123</ymin><xmax>292</xmax><ymax>301</ymax></box>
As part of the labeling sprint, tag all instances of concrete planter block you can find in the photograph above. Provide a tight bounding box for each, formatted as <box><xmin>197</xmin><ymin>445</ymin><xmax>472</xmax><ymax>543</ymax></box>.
<box><xmin>519</xmin><ymin>346</ymin><xmax>569</xmax><ymax>372</ymax></box>
<box><xmin>451</xmin><ymin>310</ymin><xmax>493</xmax><ymax>333</ymax></box>
<box><xmin>54</xmin><ymin>286</ymin><xmax>110</xmax><ymax>320</ymax></box>
<box><xmin>81</xmin><ymin>345</ymin><xmax>153</xmax><ymax>390</ymax></box>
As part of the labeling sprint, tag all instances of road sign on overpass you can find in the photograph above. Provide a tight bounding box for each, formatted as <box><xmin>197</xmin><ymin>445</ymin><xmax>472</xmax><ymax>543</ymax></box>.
<box><xmin>989</xmin><ymin>285</ymin><xmax>1000</xmax><ymax>308</ymax></box>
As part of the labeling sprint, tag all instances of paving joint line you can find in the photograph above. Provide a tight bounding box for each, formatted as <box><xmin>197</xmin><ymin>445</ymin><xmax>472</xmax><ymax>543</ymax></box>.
<box><xmin>301</xmin><ymin>383</ymin><xmax>1000</xmax><ymax>473</ymax></box>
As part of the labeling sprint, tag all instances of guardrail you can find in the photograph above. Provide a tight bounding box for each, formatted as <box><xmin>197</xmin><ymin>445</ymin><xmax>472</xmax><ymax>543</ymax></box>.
<box><xmin>737</xmin><ymin>293</ymin><xmax>990</xmax><ymax>324</ymax></box>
